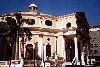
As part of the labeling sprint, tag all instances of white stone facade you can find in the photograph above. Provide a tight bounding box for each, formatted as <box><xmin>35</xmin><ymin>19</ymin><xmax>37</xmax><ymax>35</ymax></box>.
<box><xmin>0</xmin><ymin>3</ymin><xmax>90</xmax><ymax>66</ymax></box>
<box><xmin>89</xmin><ymin>27</ymin><xmax>100</xmax><ymax>56</ymax></box>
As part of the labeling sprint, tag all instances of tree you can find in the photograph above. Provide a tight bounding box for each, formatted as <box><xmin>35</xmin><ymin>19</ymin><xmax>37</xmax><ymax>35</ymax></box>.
<box><xmin>5</xmin><ymin>12</ymin><xmax>32</xmax><ymax>66</ymax></box>
<box><xmin>0</xmin><ymin>17</ymin><xmax>9</xmax><ymax>61</ymax></box>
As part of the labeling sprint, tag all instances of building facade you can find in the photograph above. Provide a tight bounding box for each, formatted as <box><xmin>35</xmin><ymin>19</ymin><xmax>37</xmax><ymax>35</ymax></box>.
<box><xmin>89</xmin><ymin>26</ymin><xmax>100</xmax><ymax>62</ymax></box>
<box><xmin>0</xmin><ymin>3</ymin><xmax>90</xmax><ymax>66</ymax></box>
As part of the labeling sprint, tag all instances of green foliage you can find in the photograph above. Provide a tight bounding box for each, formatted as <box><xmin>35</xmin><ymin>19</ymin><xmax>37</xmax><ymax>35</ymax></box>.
<box><xmin>52</xmin><ymin>53</ymin><xmax>55</xmax><ymax>59</ymax></box>
<box><xmin>14</xmin><ymin>12</ymin><xmax>22</xmax><ymax>25</ymax></box>
<box><xmin>5</xmin><ymin>12</ymin><xmax>32</xmax><ymax>44</ymax></box>
<box><xmin>6</xmin><ymin>17</ymin><xmax>17</xmax><ymax>29</ymax></box>
<box><xmin>0</xmin><ymin>21</ymin><xmax>9</xmax><ymax>35</ymax></box>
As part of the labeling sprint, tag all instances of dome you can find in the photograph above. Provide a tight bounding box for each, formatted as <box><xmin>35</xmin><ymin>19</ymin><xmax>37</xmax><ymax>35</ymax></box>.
<box><xmin>29</xmin><ymin>3</ymin><xmax>37</xmax><ymax>7</ymax></box>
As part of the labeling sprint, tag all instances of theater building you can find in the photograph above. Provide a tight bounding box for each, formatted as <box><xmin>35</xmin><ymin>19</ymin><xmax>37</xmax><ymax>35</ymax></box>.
<box><xmin>0</xmin><ymin>3</ymin><xmax>90</xmax><ymax>66</ymax></box>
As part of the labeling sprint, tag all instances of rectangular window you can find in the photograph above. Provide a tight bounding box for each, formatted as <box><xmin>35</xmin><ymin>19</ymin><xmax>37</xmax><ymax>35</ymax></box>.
<box><xmin>90</xmin><ymin>44</ymin><xmax>93</xmax><ymax>48</ymax></box>
<box><xmin>94</xmin><ymin>50</ymin><xmax>98</xmax><ymax>54</ymax></box>
<box><xmin>94</xmin><ymin>44</ymin><xmax>98</xmax><ymax>47</ymax></box>
<box><xmin>90</xmin><ymin>50</ymin><xmax>93</xmax><ymax>54</ymax></box>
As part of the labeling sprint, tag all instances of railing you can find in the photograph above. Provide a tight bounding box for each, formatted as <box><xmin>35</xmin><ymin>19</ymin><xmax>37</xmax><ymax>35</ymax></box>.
<box><xmin>0</xmin><ymin>61</ymin><xmax>8</xmax><ymax>65</ymax></box>
<box><xmin>0</xmin><ymin>60</ymin><xmax>21</xmax><ymax>67</ymax></box>
<box><xmin>0</xmin><ymin>60</ymin><xmax>42</xmax><ymax>67</ymax></box>
<box><xmin>24</xmin><ymin>60</ymin><xmax>42</xmax><ymax>66</ymax></box>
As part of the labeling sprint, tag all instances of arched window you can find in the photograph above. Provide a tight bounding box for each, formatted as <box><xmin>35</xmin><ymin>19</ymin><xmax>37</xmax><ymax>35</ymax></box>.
<box><xmin>46</xmin><ymin>43</ymin><xmax>51</xmax><ymax>57</ymax></box>
<box><xmin>45</xmin><ymin>20</ymin><xmax>52</xmax><ymax>26</ymax></box>
<box><xmin>66</xmin><ymin>22</ymin><xmax>71</xmax><ymax>28</ymax></box>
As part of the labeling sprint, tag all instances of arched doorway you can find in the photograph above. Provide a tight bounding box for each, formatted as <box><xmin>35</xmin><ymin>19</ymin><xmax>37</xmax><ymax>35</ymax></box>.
<box><xmin>5</xmin><ymin>44</ymin><xmax>12</xmax><ymax>60</ymax></box>
<box><xmin>25</xmin><ymin>44</ymin><xmax>33</xmax><ymax>60</ymax></box>
<box><xmin>46</xmin><ymin>43</ymin><xmax>51</xmax><ymax>58</ymax></box>
<box><xmin>65</xmin><ymin>35</ymin><xmax>75</xmax><ymax>62</ymax></box>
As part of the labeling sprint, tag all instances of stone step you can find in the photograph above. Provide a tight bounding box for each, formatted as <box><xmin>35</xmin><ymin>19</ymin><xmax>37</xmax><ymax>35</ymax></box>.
<box><xmin>65</xmin><ymin>65</ymin><xmax>85</xmax><ymax>67</ymax></box>
<box><xmin>65</xmin><ymin>65</ymin><xmax>93</xmax><ymax>67</ymax></box>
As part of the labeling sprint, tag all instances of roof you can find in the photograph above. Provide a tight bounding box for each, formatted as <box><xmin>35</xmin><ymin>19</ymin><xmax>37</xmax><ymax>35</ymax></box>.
<box><xmin>29</xmin><ymin>3</ymin><xmax>37</xmax><ymax>7</ymax></box>
<box><xmin>91</xmin><ymin>25</ymin><xmax>100</xmax><ymax>28</ymax></box>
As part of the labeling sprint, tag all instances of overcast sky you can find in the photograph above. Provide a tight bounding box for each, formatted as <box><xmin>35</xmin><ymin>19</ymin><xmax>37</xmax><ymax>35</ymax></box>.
<box><xmin>0</xmin><ymin>0</ymin><xmax>100</xmax><ymax>26</ymax></box>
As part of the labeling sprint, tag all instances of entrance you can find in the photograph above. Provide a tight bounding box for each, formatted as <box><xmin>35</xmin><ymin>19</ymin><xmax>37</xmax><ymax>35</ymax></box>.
<box><xmin>46</xmin><ymin>43</ymin><xmax>51</xmax><ymax>57</ymax></box>
<box><xmin>64</xmin><ymin>35</ymin><xmax>75</xmax><ymax>62</ymax></box>
<box><xmin>25</xmin><ymin>44</ymin><xmax>33</xmax><ymax>60</ymax></box>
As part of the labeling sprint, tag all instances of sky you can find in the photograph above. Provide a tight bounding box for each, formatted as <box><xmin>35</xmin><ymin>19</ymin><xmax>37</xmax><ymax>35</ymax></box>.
<box><xmin>0</xmin><ymin>0</ymin><xmax>100</xmax><ymax>26</ymax></box>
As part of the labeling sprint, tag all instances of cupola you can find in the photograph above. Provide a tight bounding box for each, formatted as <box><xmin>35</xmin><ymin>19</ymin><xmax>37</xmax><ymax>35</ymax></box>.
<box><xmin>29</xmin><ymin>3</ymin><xmax>38</xmax><ymax>12</ymax></box>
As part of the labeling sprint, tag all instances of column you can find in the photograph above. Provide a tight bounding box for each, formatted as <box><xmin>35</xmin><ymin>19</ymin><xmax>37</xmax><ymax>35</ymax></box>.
<box><xmin>24</xmin><ymin>43</ymin><xmax>26</xmax><ymax>59</ymax></box>
<box><xmin>81</xmin><ymin>52</ymin><xmax>85</xmax><ymax>65</ymax></box>
<box><xmin>44</xmin><ymin>43</ymin><xmax>46</xmax><ymax>61</ymax></box>
<box><xmin>38</xmin><ymin>35</ymin><xmax>42</xmax><ymax>59</ymax></box>
<box><xmin>19</xmin><ymin>38</ymin><xmax>22</xmax><ymax>59</ymax></box>
<box><xmin>56</xmin><ymin>36</ymin><xmax>58</xmax><ymax>55</ymax></box>
<box><xmin>74</xmin><ymin>36</ymin><xmax>78</xmax><ymax>61</ymax></box>
<box><xmin>55</xmin><ymin>36</ymin><xmax>58</xmax><ymax>64</ymax></box>
<box><xmin>62</xmin><ymin>36</ymin><xmax>66</xmax><ymax>61</ymax></box>
<box><xmin>42</xmin><ymin>44</ymin><xmax>45</xmax><ymax>62</ymax></box>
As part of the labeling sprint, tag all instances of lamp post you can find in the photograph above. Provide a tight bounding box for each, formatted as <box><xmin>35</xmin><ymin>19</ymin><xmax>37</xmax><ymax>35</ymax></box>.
<box><xmin>34</xmin><ymin>48</ymin><xmax>36</xmax><ymax>67</ymax></box>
